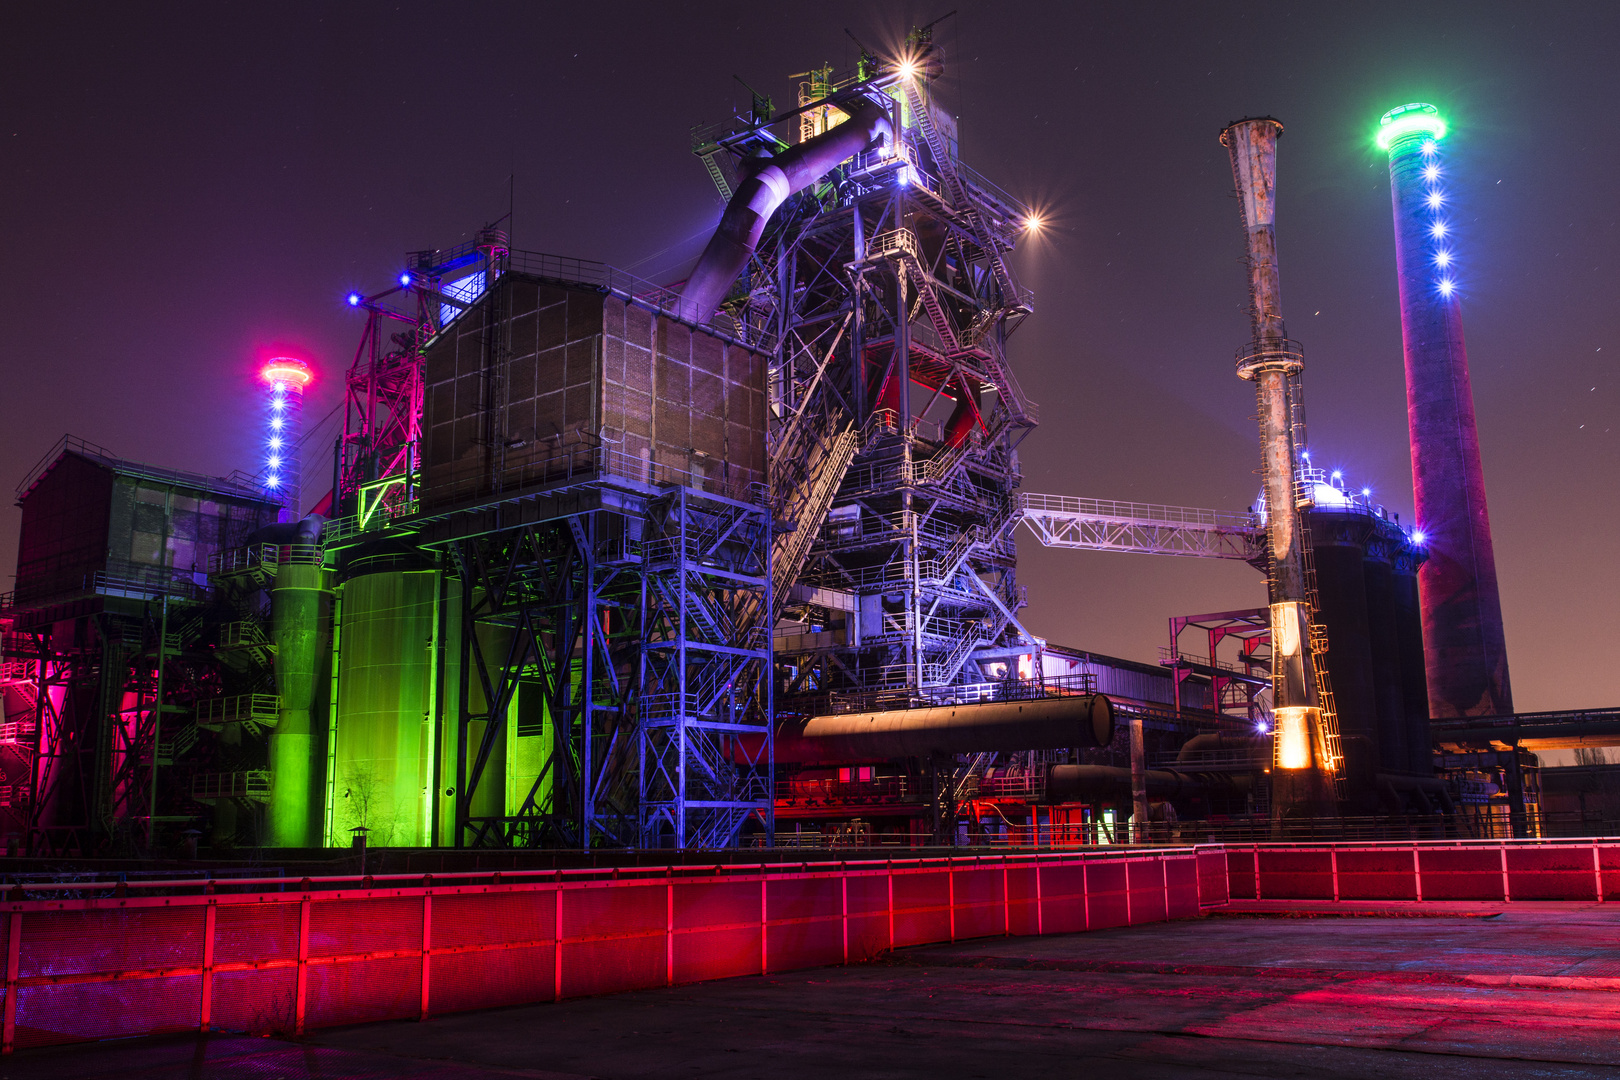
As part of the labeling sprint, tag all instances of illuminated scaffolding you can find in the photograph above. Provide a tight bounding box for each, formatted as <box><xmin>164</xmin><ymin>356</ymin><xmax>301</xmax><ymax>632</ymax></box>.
<box><xmin>688</xmin><ymin>31</ymin><xmax>1042</xmax><ymax>712</ymax></box>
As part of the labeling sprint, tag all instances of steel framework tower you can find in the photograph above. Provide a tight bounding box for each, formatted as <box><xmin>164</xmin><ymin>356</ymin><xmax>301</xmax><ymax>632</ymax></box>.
<box><xmin>690</xmin><ymin>37</ymin><xmax>1039</xmax><ymax>723</ymax></box>
<box><xmin>1377</xmin><ymin>103</ymin><xmax>1513</xmax><ymax>719</ymax></box>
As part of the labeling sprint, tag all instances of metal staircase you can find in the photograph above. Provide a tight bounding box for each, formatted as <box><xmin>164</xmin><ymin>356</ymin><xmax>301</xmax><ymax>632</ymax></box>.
<box><xmin>768</xmin><ymin>415</ymin><xmax>860</xmax><ymax>622</ymax></box>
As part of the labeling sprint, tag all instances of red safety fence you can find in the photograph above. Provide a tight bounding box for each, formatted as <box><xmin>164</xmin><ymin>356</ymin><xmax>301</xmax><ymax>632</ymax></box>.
<box><xmin>1224</xmin><ymin>838</ymin><xmax>1620</xmax><ymax>903</ymax></box>
<box><xmin>0</xmin><ymin>848</ymin><xmax>1202</xmax><ymax>1053</ymax></box>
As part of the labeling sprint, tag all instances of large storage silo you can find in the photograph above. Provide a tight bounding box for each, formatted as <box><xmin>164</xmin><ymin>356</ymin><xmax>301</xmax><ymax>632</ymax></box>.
<box><xmin>331</xmin><ymin>550</ymin><xmax>439</xmax><ymax>847</ymax></box>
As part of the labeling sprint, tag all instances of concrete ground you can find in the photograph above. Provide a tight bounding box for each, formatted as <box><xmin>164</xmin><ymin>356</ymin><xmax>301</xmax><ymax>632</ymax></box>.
<box><xmin>7</xmin><ymin>902</ymin><xmax>1620</xmax><ymax>1079</ymax></box>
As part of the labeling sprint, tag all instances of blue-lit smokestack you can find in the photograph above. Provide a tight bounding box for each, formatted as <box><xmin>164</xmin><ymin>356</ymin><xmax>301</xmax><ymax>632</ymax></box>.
<box><xmin>1378</xmin><ymin>103</ymin><xmax>1513</xmax><ymax>719</ymax></box>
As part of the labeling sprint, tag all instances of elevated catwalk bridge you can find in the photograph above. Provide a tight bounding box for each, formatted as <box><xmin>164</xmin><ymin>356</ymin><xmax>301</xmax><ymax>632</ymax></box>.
<box><xmin>1012</xmin><ymin>493</ymin><xmax>1264</xmax><ymax>562</ymax></box>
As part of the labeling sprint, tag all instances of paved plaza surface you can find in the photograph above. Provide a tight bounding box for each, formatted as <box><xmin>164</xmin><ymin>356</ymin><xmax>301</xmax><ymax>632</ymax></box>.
<box><xmin>7</xmin><ymin>902</ymin><xmax>1620</xmax><ymax>1079</ymax></box>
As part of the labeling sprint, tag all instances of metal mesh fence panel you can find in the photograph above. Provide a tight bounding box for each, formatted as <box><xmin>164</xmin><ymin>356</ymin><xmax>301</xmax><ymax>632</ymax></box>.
<box><xmin>890</xmin><ymin>870</ymin><xmax>950</xmax><ymax>947</ymax></box>
<box><xmin>1039</xmin><ymin>864</ymin><xmax>1089</xmax><ymax>933</ymax></box>
<box><xmin>1082</xmin><ymin>861</ymin><xmax>1128</xmax><ymax>929</ymax></box>
<box><xmin>1418</xmin><ymin>847</ymin><xmax>1504</xmax><ymax>900</ymax></box>
<box><xmin>1335</xmin><ymin>848</ymin><xmax>1418</xmax><ymax>899</ymax></box>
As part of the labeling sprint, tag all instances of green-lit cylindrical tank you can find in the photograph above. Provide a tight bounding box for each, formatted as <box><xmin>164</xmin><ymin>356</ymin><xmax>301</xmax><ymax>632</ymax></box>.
<box><xmin>268</xmin><ymin>559</ymin><xmax>332</xmax><ymax>847</ymax></box>
<box><xmin>332</xmin><ymin>568</ymin><xmax>439</xmax><ymax>847</ymax></box>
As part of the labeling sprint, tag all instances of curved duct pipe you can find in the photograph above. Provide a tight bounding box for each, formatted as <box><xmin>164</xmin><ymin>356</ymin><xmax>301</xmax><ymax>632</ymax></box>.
<box><xmin>767</xmin><ymin>695</ymin><xmax>1114</xmax><ymax>766</ymax></box>
<box><xmin>247</xmin><ymin>513</ymin><xmax>326</xmax><ymax>548</ymax></box>
<box><xmin>1376</xmin><ymin>771</ymin><xmax>1453</xmax><ymax>816</ymax></box>
<box><xmin>1175</xmin><ymin>732</ymin><xmax>1268</xmax><ymax>763</ymax></box>
<box><xmin>1043</xmin><ymin>764</ymin><xmax>1251</xmax><ymax>805</ymax></box>
<box><xmin>676</xmin><ymin>99</ymin><xmax>894</xmax><ymax>325</ymax></box>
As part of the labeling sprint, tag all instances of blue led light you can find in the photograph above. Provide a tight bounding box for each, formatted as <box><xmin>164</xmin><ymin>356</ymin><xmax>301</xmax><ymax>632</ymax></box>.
<box><xmin>1426</xmin><ymin>191</ymin><xmax>1443</xmax><ymax>208</ymax></box>
<box><xmin>347</xmin><ymin>293</ymin><xmax>362</xmax><ymax>306</ymax></box>
<box><xmin>399</xmin><ymin>273</ymin><xmax>412</xmax><ymax>287</ymax></box>
<box><xmin>1435</xmin><ymin>250</ymin><xmax>1451</xmax><ymax>268</ymax></box>
<box><xmin>267</xmin><ymin>475</ymin><xmax>280</xmax><ymax>488</ymax></box>
<box><xmin>1361</xmin><ymin>487</ymin><xmax>1371</xmax><ymax>497</ymax></box>
<box><xmin>1431</xmin><ymin>221</ymin><xmax>1447</xmax><ymax>238</ymax></box>
<box><xmin>1412</xmin><ymin>529</ymin><xmax>1426</xmax><ymax>544</ymax></box>
<box><xmin>1423</xmin><ymin>164</ymin><xmax>1440</xmax><ymax>181</ymax></box>
<box><xmin>1438</xmin><ymin>278</ymin><xmax>1455</xmax><ymax>297</ymax></box>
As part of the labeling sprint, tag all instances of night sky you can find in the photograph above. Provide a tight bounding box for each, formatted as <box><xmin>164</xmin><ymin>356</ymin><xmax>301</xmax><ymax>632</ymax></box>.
<box><xmin>4</xmin><ymin>2</ymin><xmax>1615</xmax><ymax>723</ymax></box>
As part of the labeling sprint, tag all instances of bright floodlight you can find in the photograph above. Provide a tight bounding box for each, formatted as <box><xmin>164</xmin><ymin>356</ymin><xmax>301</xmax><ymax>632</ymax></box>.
<box><xmin>1377</xmin><ymin>102</ymin><xmax>1447</xmax><ymax>150</ymax></box>
<box><xmin>896</xmin><ymin>57</ymin><xmax>917</xmax><ymax>81</ymax></box>
<box><xmin>1427</xmin><ymin>192</ymin><xmax>1443</xmax><ymax>208</ymax></box>
<box><xmin>1412</xmin><ymin>529</ymin><xmax>1427</xmax><ymax>544</ymax></box>
<box><xmin>399</xmin><ymin>273</ymin><xmax>412</xmax><ymax>287</ymax></box>
<box><xmin>347</xmin><ymin>292</ymin><xmax>362</xmax><ymax>306</ymax></box>
<box><xmin>1024</xmin><ymin>213</ymin><xmax>1042</xmax><ymax>233</ymax></box>
<box><xmin>1435</xmin><ymin>250</ymin><xmax>1451</xmax><ymax>267</ymax></box>
<box><xmin>1361</xmin><ymin>487</ymin><xmax>1371</xmax><ymax>497</ymax></box>
<box><xmin>1438</xmin><ymin>278</ymin><xmax>1455</xmax><ymax>296</ymax></box>
<box><xmin>1423</xmin><ymin>165</ymin><xmax>1440</xmax><ymax>181</ymax></box>
<box><xmin>1431</xmin><ymin>221</ymin><xmax>1447</xmax><ymax>238</ymax></box>
<box><xmin>267</xmin><ymin>475</ymin><xmax>279</xmax><ymax>488</ymax></box>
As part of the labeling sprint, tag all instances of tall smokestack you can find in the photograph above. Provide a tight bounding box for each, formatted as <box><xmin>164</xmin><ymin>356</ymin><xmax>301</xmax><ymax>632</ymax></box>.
<box><xmin>1222</xmin><ymin>117</ymin><xmax>1339</xmax><ymax>816</ymax></box>
<box><xmin>1377</xmin><ymin>104</ymin><xmax>1513</xmax><ymax>719</ymax></box>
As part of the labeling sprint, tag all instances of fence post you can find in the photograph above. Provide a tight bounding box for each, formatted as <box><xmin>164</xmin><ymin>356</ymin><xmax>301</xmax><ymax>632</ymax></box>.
<box><xmin>1500</xmin><ymin>843</ymin><xmax>1511</xmax><ymax>903</ymax></box>
<box><xmin>1035</xmin><ymin>859</ymin><xmax>1044</xmax><ymax>935</ymax></box>
<box><xmin>1080</xmin><ymin>856</ymin><xmax>1090</xmax><ymax>930</ymax></box>
<box><xmin>1124</xmin><ymin>856</ymin><xmax>1132</xmax><ymax>925</ymax></box>
<box><xmin>1330</xmin><ymin>848</ymin><xmax>1339</xmax><ymax>903</ymax></box>
<box><xmin>887</xmin><ymin>862</ymin><xmax>894</xmax><ymax>951</ymax></box>
<box><xmin>419</xmin><ymin>893</ymin><xmax>432</xmax><ymax>1021</ymax></box>
<box><xmin>841</xmin><ymin>866</ymin><xmax>849</xmax><ymax>963</ymax></box>
<box><xmin>553</xmin><ymin>881</ymin><xmax>564</xmax><ymax>1002</ymax></box>
<box><xmin>948</xmin><ymin>857</ymin><xmax>956</xmax><ymax>943</ymax></box>
<box><xmin>666</xmin><ymin>880</ymin><xmax>675</xmax><ymax>986</ymax></box>
<box><xmin>3</xmin><ymin>911</ymin><xmax>20</xmax><ymax>1054</ymax></box>
<box><xmin>759</xmin><ymin>876</ymin><xmax>768</xmax><ymax>975</ymax></box>
<box><xmin>1253</xmin><ymin>844</ymin><xmax>1262</xmax><ymax>901</ymax></box>
<box><xmin>1594</xmin><ymin>840</ymin><xmax>1604</xmax><ymax>903</ymax></box>
<box><xmin>1412</xmin><ymin>847</ymin><xmax>1423</xmax><ymax>902</ymax></box>
<box><xmin>1002</xmin><ymin>857</ymin><xmax>1010</xmax><ymax>937</ymax></box>
<box><xmin>200</xmin><ymin>902</ymin><xmax>216</xmax><ymax>1031</ymax></box>
<box><xmin>294</xmin><ymin>897</ymin><xmax>311</xmax><ymax>1035</ymax></box>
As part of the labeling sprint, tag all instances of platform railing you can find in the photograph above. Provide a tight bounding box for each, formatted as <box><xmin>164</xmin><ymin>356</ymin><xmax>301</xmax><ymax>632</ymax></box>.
<box><xmin>0</xmin><ymin>847</ymin><xmax>1200</xmax><ymax>1052</ymax></box>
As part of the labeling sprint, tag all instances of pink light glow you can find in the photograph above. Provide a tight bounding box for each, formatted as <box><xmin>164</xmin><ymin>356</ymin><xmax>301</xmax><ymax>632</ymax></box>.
<box><xmin>259</xmin><ymin>357</ymin><xmax>314</xmax><ymax>390</ymax></box>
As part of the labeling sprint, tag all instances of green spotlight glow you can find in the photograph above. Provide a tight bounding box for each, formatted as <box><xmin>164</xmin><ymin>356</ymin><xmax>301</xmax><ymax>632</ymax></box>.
<box><xmin>1377</xmin><ymin>102</ymin><xmax>1447</xmax><ymax>150</ymax></box>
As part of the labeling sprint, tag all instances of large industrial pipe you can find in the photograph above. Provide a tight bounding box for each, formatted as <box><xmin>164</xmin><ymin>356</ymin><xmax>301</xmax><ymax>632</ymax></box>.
<box><xmin>265</xmin><ymin>515</ymin><xmax>331</xmax><ymax>848</ymax></box>
<box><xmin>1043</xmin><ymin>764</ymin><xmax>1234</xmax><ymax>804</ymax></box>
<box><xmin>769</xmin><ymin>695</ymin><xmax>1114</xmax><ymax>766</ymax></box>
<box><xmin>267</xmin><ymin>555</ymin><xmax>332</xmax><ymax>848</ymax></box>
<box><xmin>677</xmin><ymin>99</ymin><xmax>894</xmax><ymax>325</ymax></box>
<box><xmin>1377</xmin><ymin>103</ymin><xmax>1513</xmax><ymax>719</ymax></box>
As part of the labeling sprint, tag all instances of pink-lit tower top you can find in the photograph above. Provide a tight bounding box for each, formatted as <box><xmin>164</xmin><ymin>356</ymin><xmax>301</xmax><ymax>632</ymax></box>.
<box><xmin>1378</xmin><ymin>104</ymin><xmax>1512</xmax><ymax>718</ymax></box>
<box><xmin>259</xmin><ymin>357</ymin><xmax>314</xmax><ymax>522</ymax></box>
